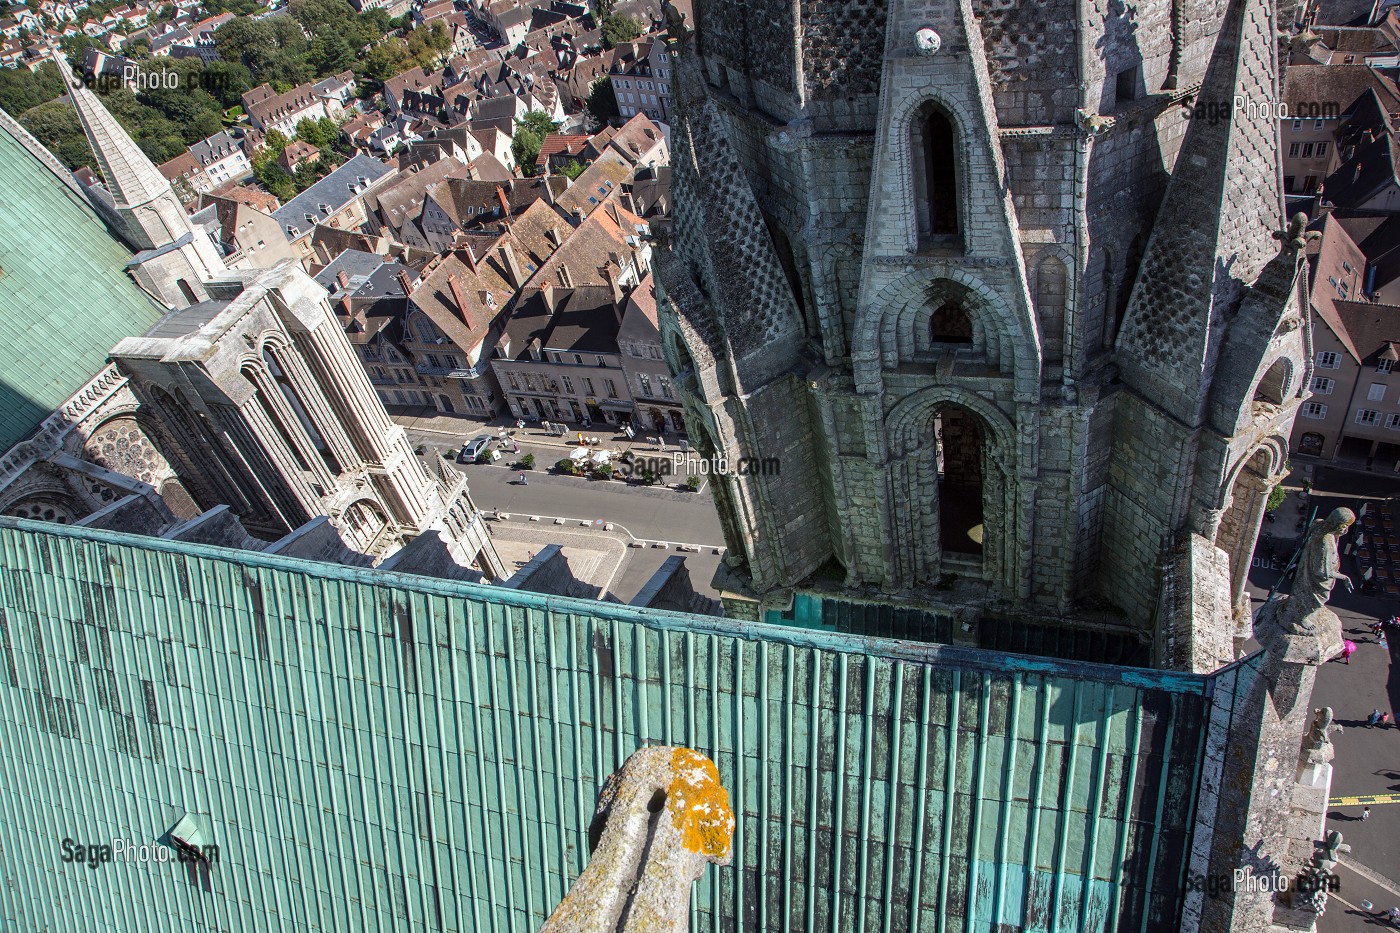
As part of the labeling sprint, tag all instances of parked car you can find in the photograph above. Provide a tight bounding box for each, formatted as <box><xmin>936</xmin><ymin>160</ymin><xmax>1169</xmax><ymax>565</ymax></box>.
<box><xmin>458</xmin><ymin>434</ymin><xmax>494</xmax><ymax>463</ymax></box>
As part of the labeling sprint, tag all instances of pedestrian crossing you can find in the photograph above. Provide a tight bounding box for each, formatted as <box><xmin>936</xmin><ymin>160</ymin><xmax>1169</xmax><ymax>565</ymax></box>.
<box><xmin>1329</xmin><ymin>793</ymin><xmax>1400</xmax><ymax>807</ymax></box>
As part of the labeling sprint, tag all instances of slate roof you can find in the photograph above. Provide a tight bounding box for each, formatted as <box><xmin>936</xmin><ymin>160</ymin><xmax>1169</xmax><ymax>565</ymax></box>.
<box><xmin>1330</xmin><ymin>299</ymin><xmax>1400</xmax><ymax>364</ymax></box>
<box><xmin>189</xmin><ymin>130</ymin><xmax>245</xmax><ymax>166</ymax></box>
<box><xmin>272</xmin><ymin>154</ymin><xmax>395</xmax><ymax>238</ymax></box>
<box><xmin>1321</xmin><ymin>90</ymin><xmax>1400</xmax><ymax>208</ymax></box>
<box><xmin>0</xmin><ymin>118</ymin><xmax>163</xmax><ymax>451</ymax></box>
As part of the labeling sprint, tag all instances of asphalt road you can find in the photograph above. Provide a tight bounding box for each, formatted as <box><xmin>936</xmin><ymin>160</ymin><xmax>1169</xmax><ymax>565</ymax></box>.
<box><xmin>446</xmin><ymin>451</ymin><xmax>725</xmax><ymax>546</ymax></box>
<box><xmin>1267</xmin><ymin>467</ymin><xmax>1400</xmax><ymax>930</ymax></box>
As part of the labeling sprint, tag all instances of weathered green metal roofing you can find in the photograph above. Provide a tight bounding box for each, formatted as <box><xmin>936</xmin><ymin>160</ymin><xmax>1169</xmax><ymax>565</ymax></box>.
<box><xmin>0</xmin><ymin>518</ymin><xmax>1211</xmax><ymax>931</ymax></box>
<box><xmin>0</xmin><ymin>121</ymin><xmax>162</xmax><ymax>452</ymax></box>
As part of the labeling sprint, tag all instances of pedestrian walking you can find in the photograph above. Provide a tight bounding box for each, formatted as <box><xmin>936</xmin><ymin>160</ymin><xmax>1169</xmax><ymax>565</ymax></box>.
<box><xmin>519</xmin><ymin>472</ymin><xmax>527</xmax><ymax>485</ymax></box>
<box><xmin>1343</xmin><ymin>639</ymin><xmax>1358</xmax><ymax>663</ymax></box>
<box><xmin>1370</xmin><ymin>709</ymin><xmax>1384</xmax><ymax>726</ymax></box>
<box><xmin>1383</xmin><ymin>712</ymin><xmax>1392</xmax><ymax>726</ymax></box>
<box><xmin>1363</xmin><ymin>806</ymin><xmax>1372</xmax><ymax>821</ymax></box>
<box><xmin>512</xmin><ymin>441</ymin><xmax>519</xmax><ymax>454</ymax></box>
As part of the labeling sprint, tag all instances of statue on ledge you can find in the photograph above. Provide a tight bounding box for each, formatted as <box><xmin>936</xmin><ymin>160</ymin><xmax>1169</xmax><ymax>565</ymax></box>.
<box><xmin>1281</xmin><ymin>508</ymin><xmax>1356</xmax><ymax>636</ymax></box>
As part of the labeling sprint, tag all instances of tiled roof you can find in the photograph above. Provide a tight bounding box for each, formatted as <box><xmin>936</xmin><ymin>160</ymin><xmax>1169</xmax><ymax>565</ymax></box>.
<box><xmin>0</xmin><ymin>120</ymin><xmax>163</xmax><ymax>451</ymax></box>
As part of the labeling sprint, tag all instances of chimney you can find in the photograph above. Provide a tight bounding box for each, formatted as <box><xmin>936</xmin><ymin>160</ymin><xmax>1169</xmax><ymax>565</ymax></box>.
<box><xmin>458</xmin><ymin>242</ymin><xmax>479</xmax><ymax>274</ymax></box>
<box><xmin>447</xmin><ymin>273</ymin><xmax>471</xmax><ymax>320</ymax></box>
<box><xmin>336</xmin><ymin>270</ymin><xmax>350</xmax><ymax>288</ymax></box>
<box><xmin>547</xmin><ymin>226</ymin><xmax>564</xmax><ymax>246</ymax></box>
<box><xmin>604</xmin><ymin>265</ymin><xmax>625</xmax><ymax>327</ymax></box>
<box><xmin>397</xmin><ymin>268</ymin><xmax>414</xmax><ymax>295</ymax></box>
<box><xmin>500</xmin><ymin>240</ymin><xmax>527</xmax><ymax>288</ymax></box>
<box><xmin>496</xmin><ymin>184</ymin><xmax>511</xmax><ymax>216</ymax></box>
<box><xmin>542</xmin><ymin>279</ymin><xmax>557</xmax><ymax>312</ymax></box>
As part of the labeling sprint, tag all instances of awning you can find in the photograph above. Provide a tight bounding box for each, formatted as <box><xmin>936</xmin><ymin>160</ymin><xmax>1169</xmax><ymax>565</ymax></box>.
<box><xmin>591</xmin><ymin>449</ymin><xmax>611</xmax><ymax>464</ymax></box>
<box><xmin>569</xmin><ymin>446</ymin><xmax>591</xmax><ymax>461</ymax></box>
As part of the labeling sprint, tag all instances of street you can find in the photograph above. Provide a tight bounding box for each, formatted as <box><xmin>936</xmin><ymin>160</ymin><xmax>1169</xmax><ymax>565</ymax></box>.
<box><xmin>394</xmin><ymin>408</ymin><xmax>730</xmax><ymax>599</ymax></box>
<box><xmin>1265</xmin><ymin>466</ymin><xmax>1400</xmax><ymax>929</ymax></box>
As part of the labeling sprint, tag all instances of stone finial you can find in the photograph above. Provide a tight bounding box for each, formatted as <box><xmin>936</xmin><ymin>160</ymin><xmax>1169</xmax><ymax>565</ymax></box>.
<box><xmin>915</xmin><ymin>27</ymin><xmax>941</xmax><ymax>55</ymax></box>
<box><xmin>540</xmin><ymin>746</ymin><xmax>734</xmax><ymax>933</ymax></box>
<box><xmin>1273</xmin><ymin>212</ymin><xmax>1320</xmax><ymax>251</ymax></box>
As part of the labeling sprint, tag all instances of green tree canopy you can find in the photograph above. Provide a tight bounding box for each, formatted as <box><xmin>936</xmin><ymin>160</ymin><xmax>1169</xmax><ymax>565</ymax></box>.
<box><xmin>0</xmin><ymin>60</ymin><xmax>64</xmax><ymax>116</ymax></box>
<box><xmin>512</xmin><ymin>110</ymin><xmax>558</xmax><ymax>176</ymax></box>
<box><xmin>295</xmin><ymin>115</ymin><xmax>338</xmax><ymax>147</ymax></box>
<box><xmin>19</xmin><ymin>100</ymin><xmax>91</xmax><ymax>170</ymax></box>
<box><xmin>600</xmin><ymin>12</ymin><xmax>642</xmax><ymax>48</ymax></box>
<box><xmin>586</xmin><ymin>75</ymin><xmax>617</xmax><ymax>125</ymax></box>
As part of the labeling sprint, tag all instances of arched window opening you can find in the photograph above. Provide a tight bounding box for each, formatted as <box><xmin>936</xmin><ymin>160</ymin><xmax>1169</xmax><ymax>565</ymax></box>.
<box><xmin>912</xmin><ymin>104</ymin><xmax>959</xmax><ymax>245</ymax></box>
<box><xmin>262</xmin><ymin>347</ymin><xmax>342</xmax><ymax>474</ymax></box>
<box><xmin>929</xmin><ymin>302</ymin><xmax>973</xmax><ymax>343</ymax></box>
<box><xmin>341</xmin><ymin>499</ymin><xmax>389</xmax><ymax>552</ymax></box>
<box><xmin>1254</xmin><ymin>358</ymin><xmax>1293</xmax><ymax>405</ymax></box>
<box><xmin>248</xmin><ymin>373</ymin><xmax>312</xmax><ymax>474</ymax></box>
<box><xmin>935</xmin><ymin>407</ymin><xmax>984</xmax><ymax>556</ymax></box>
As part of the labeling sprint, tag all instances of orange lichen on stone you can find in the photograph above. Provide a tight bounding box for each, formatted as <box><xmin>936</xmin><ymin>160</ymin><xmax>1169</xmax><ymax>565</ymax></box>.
<box><xmin>666</xmin><ymin>747</ymin><xmax>735</xmax><ymax>860</ymax></box>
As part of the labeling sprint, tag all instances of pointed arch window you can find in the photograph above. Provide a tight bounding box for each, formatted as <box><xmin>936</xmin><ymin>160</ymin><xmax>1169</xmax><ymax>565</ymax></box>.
<box><xmin>929</xmin><ymin>302</ymin><xmax>973</xmax><ymax>343</ymax></box>
<box><xmin>911</xmin><ymin>103</ymin><xmax>960</xmax><ymax>246</ymax></box>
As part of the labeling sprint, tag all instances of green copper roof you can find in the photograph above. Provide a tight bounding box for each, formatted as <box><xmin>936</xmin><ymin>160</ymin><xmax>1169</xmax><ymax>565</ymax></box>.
<box><xmin>0</xmin><ymin>518</ymin><xmax>1211</xmax><ymax>931</ymax></box>
<box><xmin>0</xmin><ymin>122</ymin><xmax>162</xmax><ymax>453</ymax></box>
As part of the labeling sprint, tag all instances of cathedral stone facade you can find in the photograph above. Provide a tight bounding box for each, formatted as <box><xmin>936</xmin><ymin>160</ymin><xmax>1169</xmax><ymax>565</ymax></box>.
<box><xmin>657</xmin><ymin>0</ymin><xmax>1310</xmax><ymax>663</ymax></box>
<box><xmin>0</xmin><ymin>69</ymin><xmax>501</xmax><ymax>578</ymax></box>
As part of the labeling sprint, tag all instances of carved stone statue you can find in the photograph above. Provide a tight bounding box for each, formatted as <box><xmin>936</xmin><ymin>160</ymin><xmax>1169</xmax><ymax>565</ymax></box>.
<box><xmin>1312</xmin><ymin>829</ymin><xmax>1349</xmax><ymax>873</ymax></box>
<box><xmin>540</xmin><ymin>746</ymin><xmax>734</xmax><ymax>932</ymax></box>
<box><xmin>1281</xmin><ymin>507</ymin><xmax>1355</xmax><ymax>635</ymax></box>
<box><xmin>1304</xmin><ymin>707</ymin><xmax>1343</xmax><ymax>764</ymax></box>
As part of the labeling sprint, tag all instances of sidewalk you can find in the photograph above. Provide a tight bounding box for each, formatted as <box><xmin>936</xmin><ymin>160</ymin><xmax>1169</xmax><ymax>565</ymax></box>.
<box><xmin>388</xmin><ymin>405</ymin><xmax>689</xmax><ymax>455</ymax></box>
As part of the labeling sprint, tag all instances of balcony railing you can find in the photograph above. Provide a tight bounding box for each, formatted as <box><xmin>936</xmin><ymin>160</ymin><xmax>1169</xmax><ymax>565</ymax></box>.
<box><xmin>417</xmin><ymin>362</ymin><xmax>491</xmax><ymax>379</ymax></box>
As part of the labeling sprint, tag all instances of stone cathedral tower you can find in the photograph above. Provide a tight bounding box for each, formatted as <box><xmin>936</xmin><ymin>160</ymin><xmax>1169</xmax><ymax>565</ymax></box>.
<box><xmin>657</xmin><ymin>0</ymin><xmax>1310</xmax><ymax>666</ymax></box>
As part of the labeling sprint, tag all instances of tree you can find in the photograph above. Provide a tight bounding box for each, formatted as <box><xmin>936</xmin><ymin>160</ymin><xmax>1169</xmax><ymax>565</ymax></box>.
<box><xmin>203</xmin><ymin>60</ymin><xmax>254</xmax><ymax>108</ymax></box>
<box><xmin>559</xmin><ymin>159</ymin><xmax>586</xmax><ymax>180</ymax></box>
<box><xmin>512</xmin><ymin>109</ymin><xmax>558</xmax><ymax>175</ymax></box>
<box><xmin>59</xmin><ymin>34</ymin><xmax>99</xmax><ymax>70</ymax></box>
<box><xmin>262</xmin><ymin>128</ymin><xmax>291</xmax><ymax>156</ymax></box>
<box><xmin>0</xmin><ymin>60</ymin><xmax>64</xmax><ymax>116</ymax></box>
<box><xmin>214</xmin><ymin>16</ymin><xmax>277</xmax><ymax>73</ymax></box>
<box><xmin>19</xmin><ymin>100</ymin><xmax>92</xmax><ymax>170</ymax></box>
<box><xmin>254</xmin><ymin>159</ymin><xmax>296</xmax><ymax>200</ymax></box>
<box><xmin>295</xmin><ymin>115</ymin><xmax>336</xmax><ymax>147</ymax></box>
<box><xmin>586</xmin><ymin>75</ymin><xmax>617</xmax><ymax>125</ymax></box>
<box><xmin>600</xmin><ymin>12</ymin><xmax>642</xmax><ymax>48</ymax></box>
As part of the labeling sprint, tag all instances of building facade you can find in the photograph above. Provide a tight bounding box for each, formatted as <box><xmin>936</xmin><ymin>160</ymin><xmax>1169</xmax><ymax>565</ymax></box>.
<box><xmin>0</xmin><ymin>67</ymin><xmax>501</xmax><ymax>579</ymax></box>
<box><xmin>609</xmin><ymin>35</ymin><xmax>673</xmax><ymax>123</ymax></box>
<box><xmin>657</xmin><ymin>0</ymin><xmax>1309</xmax><ymax>652</ymax></box>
